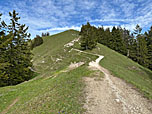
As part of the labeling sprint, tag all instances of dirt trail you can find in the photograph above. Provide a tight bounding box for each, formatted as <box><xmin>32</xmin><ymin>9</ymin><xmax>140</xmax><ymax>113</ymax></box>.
<box><xmin>1</xmin><ymin>97</ymin><xmax>19</xmax><ymax>114</ymax></box>
<box><xmin>78</xmin><ymin>51</ymin><xmax>152</xmax><ymax>114</ymax></box>
<box><xmin>64</xmin><ymin>37</ymin><xmax>152</xmax><ymax>114</ymax></box>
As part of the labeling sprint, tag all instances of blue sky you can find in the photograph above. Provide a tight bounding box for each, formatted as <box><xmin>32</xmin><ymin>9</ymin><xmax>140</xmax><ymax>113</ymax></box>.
<box><xmin>0</xmin><ymin>0</ymin><xmax>152</xmax><ymax>38</ymax></box>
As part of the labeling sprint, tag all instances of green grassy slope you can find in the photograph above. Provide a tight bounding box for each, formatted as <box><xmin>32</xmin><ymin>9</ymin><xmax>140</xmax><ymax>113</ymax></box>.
<box><xmin>0</xmin><ymin>30</ymin><xmax>152</xmax><ymax>114</ymax></box>
<box><xmin>33</xmin><ymin>30</ymin><xmax>79</xmax><ymax>61</ymax></box>
<box><xmin>88</xmin><ymin>44</ymin><xmax>152</xmax><ymax>99</ymax></box>
<box><xmin>32</xmin><ymin>30</ymin><xmax>96</xmax><ymax>77</ymax></box>
<box><xmin>0</xmin><ymin>66</ymin><xmax>92</xmax><ymax>114</ymax></box>
<box><xmin>0</xmin><ymin>30</ymin><xmax>97</xmax><ymax>114</ymax></box>
<box><xmin>32</xmin><ymin>30</ymin><xmax>79</xmax><ymax>74</ymax></box>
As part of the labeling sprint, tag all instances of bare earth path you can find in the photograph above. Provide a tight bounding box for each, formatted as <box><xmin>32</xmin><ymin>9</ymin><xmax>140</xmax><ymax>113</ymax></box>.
<box><xmin>65</xmin><ymin>40</ymin><xmax>152</xmax><ymax>114</ymax></box>
<box><xmin>1</xmin><ymin>97</ymin><xmax>19</xmax><ymax>114</ymax></box>
<box><xmin>79</xmin><ymin>51</ymin><xmax>152</xmax><ymax>114</ymax></box>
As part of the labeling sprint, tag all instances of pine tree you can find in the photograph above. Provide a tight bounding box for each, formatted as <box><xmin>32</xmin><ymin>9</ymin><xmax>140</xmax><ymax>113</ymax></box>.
<box><xmin>79</xmin><ymin>24</ymin><xmax>87</xmax><ymax>49</ymax></box>
<box><xmin>116</xmin><ymin>27</ymin><xmax>127</xmax><ymax>54</ymax></box>
<box><xmin>133</xmin><ymin>24</ymin><xmax>142</xmax><ymax>35</ymax></box>
<box><xmin>46</xmin><ymin>32</ymin><xmax>50</xmax><ymax>36</ymax></box>
<box><xmin>126</xmin><ymin>33</ymin><xmax>136</xmax><ymax>61</ymax></box>
<box><xmin>0</xmin><ymin>33</ymin><xmax>14</xmax><ymax>86</ymax></box>
<box><xmin>145</xmin><ymin>27</ymin><xmax>152</xmax><ymax>70</ymax></box>
<box><xmin>133</xmin><ymin>25</ymin><xmax>149</xmax><ymax>67</ymax></box>
<box><xmin>97</xmin><ymin>26</ymin><xmax>105</xmax><ymax>44</ymax></box>
<box><xmin>110</xmin><ymin>26</ymin><xmax>126</xmax><ymax>54</ymax></box>
<box><xmin>31</xmin><ymin>35</ymin><xmax>43</xmax><ymax>49</ymax></box>
<box><xmin>110</xmin><ymin>26</ymin><xmax>117</xmax><ymax>49</ymax></box>
<box><xmin>88</xmin><ymin>26</ymin><xmax>98</xmax><ymax>49</ymax></box>
<box><xmin>137</xmin><ymin>35</ymin><xmax>149</xmax><ymax>67</ymax></box>
<box><xmin>0</xmin><ymin>14</ymin><xmax>13</xmax><ymax>86</ymax></box>
<box><xmin>0</xmin><ymin>10</ymin><xmax>34</xmax><ymax>86</ymax></box>
<box><xmin>42</xmin><ymin>32</ymin><xmax>50</xmax><ymax>37</ymax></box>
<box><xmin>131</xmin><ymin>25</ymin><xmax>143</xmax><ymax>62</ymax></box>
<box><xmin>104</xmin><ymin>28</ymin><xmax>112</xmax><ymax>47</ymax></box>
<box><xmin>80</xmin><ymin>22</ymin><xmax>97</xmax><ymax>50</ymax></box>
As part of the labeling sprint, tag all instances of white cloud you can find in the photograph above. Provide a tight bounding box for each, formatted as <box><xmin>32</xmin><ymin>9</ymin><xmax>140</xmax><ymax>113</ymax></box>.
<box><xmin>120</xmin><ymin>2</ymin><xmax>136</xmax><ymax>17</ymax></box>
<box><xmin>1</xmin><ymin>0</ymin><xmax>152</xmax><ymax>38</ymax></box>
<box><xmin>40</xmin><ymin>26</ymin><xmax>81</xmax><ymax>33</ymax></box>
<box><xmin>82</xmin><ymin>0</ymin><xmax>96</xmax><ymax>10</ymax></box>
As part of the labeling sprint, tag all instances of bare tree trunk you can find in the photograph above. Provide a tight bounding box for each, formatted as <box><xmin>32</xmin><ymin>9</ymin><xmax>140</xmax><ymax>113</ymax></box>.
<box><xmin>127</xmin><ymin>49</ymin><xmax>130</xmax><ymax>57</ymax></box>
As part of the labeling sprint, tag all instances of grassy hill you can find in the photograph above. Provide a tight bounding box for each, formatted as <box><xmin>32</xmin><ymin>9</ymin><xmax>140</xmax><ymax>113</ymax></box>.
<box><xmin>0</xmin><ymin>30</ymin><xmax>152</xmax><ymax>114</ymax></box>
<box><xmin>0</xmin><ymin>30</ymin><xmax>96</xmax><ymax>114</ymax></box>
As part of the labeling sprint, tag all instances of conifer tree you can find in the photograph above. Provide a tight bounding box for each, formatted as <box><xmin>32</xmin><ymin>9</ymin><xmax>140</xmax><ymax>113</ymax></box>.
<box><xmin>104</xmin><ymin>28</ymin><xmax>112</xmax><ymax>47</ymax></box>
<box><xmin>131</xmin><ymin>25</ymin><xmax>142</xmax><ymax>62</ymax></box>
<box><xmin>145</xmin><ymin>27</ymin><xmax>152</xmax><ymax>69</ymax></box>
<box><xmin>133</xmin><ymin>24</ymin><xmax>142</xmax><ymax>35</ymax></box>
<box><xmin>121</xmin><ymin>28</ymin><xmax>132</xmax><ymax>56</ymax></box>
<box><xmin>31</xmin><ymin>35</ymin><xmax>43</xmax><ymax>49</ymax></box>
<box><xmin>97</xmin><ymin>26</ymin><xmax>105</xmax><ymax>44</ymax></box>
<box><xmin>0</xmin><ymin>10</ymin><xmax>33</xmax><ymax>86</ymax></box>
<box><xmin>126</xmin><ymin>33</ymin><xmax>136</xmax><ymax>60</ymax></box>
<box><xmin>134</xmin><ymin>25</ymin><xmax>149</xmax><ymax>67</ymax></box>
<box><xmin>46</xmin><ymin>32</ymin><xmax>50</xmax><ymax>36</ymax></box>
<box><xmin>80</xmin><ymin>22</ymin><xmax>97</xmax><ymax>50</ymax></box>
<box><xmin>137</xmin><ymin>36</ymin><xmax>149</xmax><ymax>67</ymax></box>
<box><xmin>110</xmin><ymin>26</ymin><xmax>117</xmax><ymax>49</ymax></box>
<box><xmin>110</xmin><ymin>26</ymin><xmax>126</xmax><ymax>54</ymax></box>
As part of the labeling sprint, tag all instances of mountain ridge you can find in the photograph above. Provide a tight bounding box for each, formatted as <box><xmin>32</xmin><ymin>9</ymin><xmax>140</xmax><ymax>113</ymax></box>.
<box><xmin>0</xmin><ymin>30</ymin><xmax>152</xmax><ymax>114</ymax></box>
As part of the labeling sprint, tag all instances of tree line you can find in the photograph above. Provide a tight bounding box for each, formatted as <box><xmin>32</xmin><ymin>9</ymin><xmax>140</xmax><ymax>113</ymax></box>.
<box><xmin>42</xmin><ymin>32</ymin><xmax>50</xmax><ymax>37</ymax></box>
<box><xmin>0</xmin><ymin>10</ymin><xmax>34</xmax><ymax>87</ymax></box>
<box><xmin>80</xmin><ymin>22</ymin><xmax>152</xmax><ymax>70</ymax></box>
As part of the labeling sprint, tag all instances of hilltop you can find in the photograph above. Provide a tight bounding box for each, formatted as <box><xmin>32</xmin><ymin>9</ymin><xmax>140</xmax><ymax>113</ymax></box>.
<box><xmin>0</xmin><ymin>30</ymin><xmax>152</xmax><ymax>114</ymax></box>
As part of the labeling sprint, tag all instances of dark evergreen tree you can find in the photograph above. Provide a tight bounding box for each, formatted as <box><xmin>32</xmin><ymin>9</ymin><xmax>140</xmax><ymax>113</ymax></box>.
<box><xmin>42</xmin><ymin>32</ymin><xmax>45</xmax><ymax>37</ymax></box>
<box><xmin>0</xmin><ymin>10</ymin><xmax>34</xmax><ymax>87</ymax></box>
<box><xmin>110</xmin><ymin>26</ymin><xmax>126</xmax><ymax>54</ymax></box>
<box><xmin>131</xmin><ymin>24</ymin><xmax>143</xmax><ymax>62</ymax></box>
<box><xmin>133</xmin><ymin>25</ymin><xmax>149</xmax><ymax>67</ymax></box>
<box><xmin>145</xmin><ymin>27</ymin><xmax>152</xmax><ymax>70</ymax></box>
<box><xmin>80</xmin><ymin>22</ymin><xmax>97</xmax><ymax>50</ymax></box>
<box><xmin>46</xmin><ymin>32</ymin><xmax>50</xmax><ymax>36</ymax></box>
<box><xmin>97</xmin><ymin>26</ymin><xmax>105</xmax><ymax>44</ymax></box>
<box><xmin>97</xmin><ymin>27</ymin><xmax>112</xmax><ymax>47</ymax></box>
<box><xmin>104</xmin><ymin>28</ymin><xmax>112</xmax><ymax>47</ymax></box>
<box><xmin>42</xmin><ymin>32</ymin><xmax>50</xmax><ymax>37</ymax></box>
<box><xmin>136</xmin><ymin>35</ymin><xmax>149</xmax><ymax>67</ymax></box>
<box><xmin>133</xmin><ymin>24</ymin><xmax>142</xmax><ymax>35</ymax></box>
<box><xmin>110</xmin><ymin>26</ymin><xmax>117</xmax><ymax>49</ymax></box>
<box><xmin>121</xmin><ymin>28</ymin><xmax>132</xmax><ymax>56</ymax></box>
<box><xmin>31</xmin><ymin>35</ymin><xmax>43</xmax><ymax>49</ymax></box>
<box><xmin>127</xmin><ymin>33</ymin><xmax>137</xmax><ymax>61</ymax></box>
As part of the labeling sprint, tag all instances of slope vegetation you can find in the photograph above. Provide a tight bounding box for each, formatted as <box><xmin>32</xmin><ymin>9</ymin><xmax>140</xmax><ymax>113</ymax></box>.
<box><xmin>0</xmin><ymin>30</ymin><xmax>152</xmax><ymax>114</ymax></box>
<box><xmin>0</xmin><ymin>30</ymin><xmax>91</xmax><ymax>114</ymax></box>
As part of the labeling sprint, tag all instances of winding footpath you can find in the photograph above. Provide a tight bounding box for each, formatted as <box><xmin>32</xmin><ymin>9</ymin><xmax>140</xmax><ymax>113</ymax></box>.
<box><xmin>73</xmin><ymin>49</ymin><xmax>152</xmax><ymax>114</ymax></box>
<box><xmin>64</xmin><ymin>39</ymin><xmax>152</xmax><ymax>114</ymax></box>
<box><xmin>86</xmin><ymin>54</ymin><xmax>152</xmax><ymax>114</ymax></box>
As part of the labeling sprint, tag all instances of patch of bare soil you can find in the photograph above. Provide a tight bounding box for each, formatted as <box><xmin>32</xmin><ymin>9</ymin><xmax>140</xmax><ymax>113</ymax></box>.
<box><xmin>64</xmin><ymin>38</ymin><xmax>80</xmax><ymax>48</ymax></box>
<box><xmin>68</xmin><ymin>62</ymin><xmax>84</xmax><ymax>70</ymax></box>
